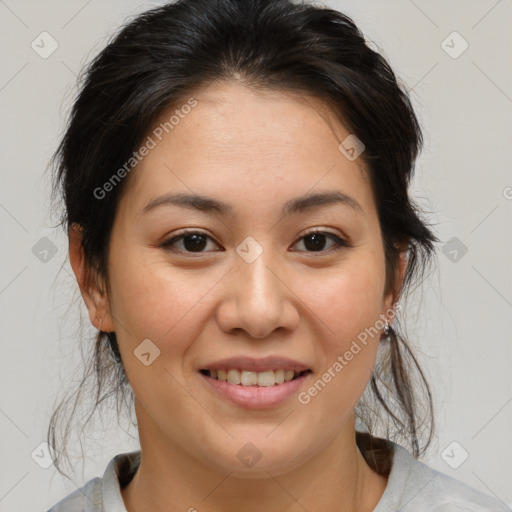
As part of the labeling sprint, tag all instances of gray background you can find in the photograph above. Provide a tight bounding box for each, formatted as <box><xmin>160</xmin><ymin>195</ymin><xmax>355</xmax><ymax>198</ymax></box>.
<box><xmin>1</xmin><ymin>0</ymin><xmax>511</xmax><ymax>510</ymax></box>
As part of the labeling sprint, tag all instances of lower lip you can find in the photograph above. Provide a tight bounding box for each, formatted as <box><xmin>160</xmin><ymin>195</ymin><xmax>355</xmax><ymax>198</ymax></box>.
<box><xmin>199</xmin><ymin>372</ymin><xmax>311</xmax><ymax>409</ymax></box>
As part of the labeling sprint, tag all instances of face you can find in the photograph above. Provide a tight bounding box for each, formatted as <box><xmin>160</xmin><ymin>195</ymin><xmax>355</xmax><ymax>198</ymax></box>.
<box><xmin>79</xmin><ymin>81</ymin><xmax>401</xmax><ymax>477</ymax></box>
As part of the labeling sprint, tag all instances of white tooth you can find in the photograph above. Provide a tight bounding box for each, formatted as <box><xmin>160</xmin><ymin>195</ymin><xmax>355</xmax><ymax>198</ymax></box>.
<box><xmin>241</xmin><ymin>371</ymin><xmax>258</xmax><ymax>386</ymax></box>
<box><xmin>284</xmin><ymin>370</ymin><xmax>295</xmax><ymax>382</ymax></box>
<box><xmin>212</xmin><ymin>369</ymin><xmax>299</xmax><ymax>386</ymax></box>
<box><xmin>274</xmin><ymin>369</ymin><xmax>285</xmax><ymax>384</ymax></box>
<box><xmin>227</xmin><ymin>369</ymin><xmax>241</xmax><ymax>384</ymax></box>
<box><xmin>257</xmin><ymin>371</ymin><xmax>276</xmax><ymax>387</ymax></box>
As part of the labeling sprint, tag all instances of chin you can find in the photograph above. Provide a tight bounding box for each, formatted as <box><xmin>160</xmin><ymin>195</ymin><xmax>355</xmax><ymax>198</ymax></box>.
<box><xmin>201</xmin><ymin>435</ymin><xmax>312</xmax><ymax>479</ymax></box>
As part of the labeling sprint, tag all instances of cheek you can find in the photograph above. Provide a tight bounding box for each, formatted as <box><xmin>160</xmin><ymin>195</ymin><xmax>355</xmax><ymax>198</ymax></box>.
<box><xmin>108</xmin><ymin>261</ymin><xmax>210</xmax><ymax>397</ymax></box>
<box><xmin>107</xmin><ymin>248</ymin><xmax>224</xmax><ymax>359</ymax></box>
<box><xmin>301</xmin><ymin>253</ymin><xmax>386</xmax><ymax>341</ymax></box>
<box><xmin>298</xmin><ymin>262</ymin><xmax>385</xmax><ymax>412</ymax></box>
<box><xmin>296</xmin><ymin>254</ymin><xmax>386</xmax><ymax>408</ymax></box>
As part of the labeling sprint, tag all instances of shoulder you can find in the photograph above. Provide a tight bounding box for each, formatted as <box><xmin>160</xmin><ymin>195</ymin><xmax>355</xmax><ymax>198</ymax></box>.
<box><xmin>46</xmin><ymin>451</ymin><xmax>140</xmax><ymax>512</ymax></box>
<box><xmin>46</xmin><ymin>477</ymin><xmax>102</xmax><ymax>512</ymax></box>
<box><xmin>374</xmin><ymin>440</ymin><xmax>510</xmax><ymax>512</ymax></box>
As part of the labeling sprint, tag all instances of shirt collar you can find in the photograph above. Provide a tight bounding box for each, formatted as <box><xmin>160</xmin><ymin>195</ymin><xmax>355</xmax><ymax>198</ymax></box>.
<box><xmin>101</xmin><ymin>450</ymin><xmax>141</xmax><ymax>511</ymax></box>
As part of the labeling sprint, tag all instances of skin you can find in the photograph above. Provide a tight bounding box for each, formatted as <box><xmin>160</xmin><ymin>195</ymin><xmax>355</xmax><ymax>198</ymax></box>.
<box><xmin>70</xmin><ymin>80</ymin><xmax>406</xmax><ymax>512</ymax></box>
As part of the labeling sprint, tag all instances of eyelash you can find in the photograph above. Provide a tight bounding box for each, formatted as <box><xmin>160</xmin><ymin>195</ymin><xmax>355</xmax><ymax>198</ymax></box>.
<box><xmin>160</xmin><ymin>228</ymin><xmax>350</xmax><ymax>255</ymax></box>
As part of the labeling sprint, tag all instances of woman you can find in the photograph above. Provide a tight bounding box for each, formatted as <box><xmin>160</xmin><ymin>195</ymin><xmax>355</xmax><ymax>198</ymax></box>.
<box><xmin>46</xmin><ymin>0</ymin><xmax>508</xmax><ymax>510</ymax></box>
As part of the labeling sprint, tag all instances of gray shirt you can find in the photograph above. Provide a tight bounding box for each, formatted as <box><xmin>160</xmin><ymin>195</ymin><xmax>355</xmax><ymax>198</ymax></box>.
<box><xmin>47</xmin><ymin>442</ymin><xmax>510</xmax><ymax>511</ymax></box>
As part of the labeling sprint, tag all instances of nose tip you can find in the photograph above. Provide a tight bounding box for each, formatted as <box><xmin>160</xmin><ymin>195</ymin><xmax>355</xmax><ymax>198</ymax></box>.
<box><xmin>228</xmin><ymin>293</ymin><xmax>290</xmax><ymax>339</ymax></box>
<box><xmin>215</xmin><ymin>255</ymin><xmax>300</xmax><ymax>338</ymax></box>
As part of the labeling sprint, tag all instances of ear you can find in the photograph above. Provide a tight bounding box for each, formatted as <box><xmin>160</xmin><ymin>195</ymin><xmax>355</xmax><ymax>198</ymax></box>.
<box><xmin>383</xmin><ymin>244</ymin><xmax>408</xmax><ymax>314</ymax></box>
<box><xmin>68</xmin><ymin>223</ymin><xmax>116</xmax><ymax>332</ymax></box>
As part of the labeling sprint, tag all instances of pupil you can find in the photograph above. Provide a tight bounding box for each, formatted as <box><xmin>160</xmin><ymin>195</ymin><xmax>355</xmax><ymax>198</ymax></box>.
<box><xmin>184</xmin><ymin>234</ymin><xmax>207</xmax><ymax>251</ymax></box>
<box><xmin>305</xmin><ymin>233</ymin><xmax>326</xmax><ymax>251</ymax></box>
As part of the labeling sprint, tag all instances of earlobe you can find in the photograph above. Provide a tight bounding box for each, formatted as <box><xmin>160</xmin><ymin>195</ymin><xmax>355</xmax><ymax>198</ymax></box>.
<box><xmin>68</xmin><ymin>223</ymin><xmax>116</xmax><ymax>332</ymax></box>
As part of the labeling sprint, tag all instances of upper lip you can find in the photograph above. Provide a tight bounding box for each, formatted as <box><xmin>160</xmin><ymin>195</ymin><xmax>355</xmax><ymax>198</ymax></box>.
<box><xmin>199</xmin><ymin>356</ymin><xmax>311</xmax><ymax>373</ymax></box>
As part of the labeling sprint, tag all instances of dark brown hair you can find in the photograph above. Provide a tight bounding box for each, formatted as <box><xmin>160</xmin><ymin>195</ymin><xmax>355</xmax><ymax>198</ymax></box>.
<box><xmin>49</xmin><ymin>0</ymin><xmax>439</xmax><ymax>477</ymax></box>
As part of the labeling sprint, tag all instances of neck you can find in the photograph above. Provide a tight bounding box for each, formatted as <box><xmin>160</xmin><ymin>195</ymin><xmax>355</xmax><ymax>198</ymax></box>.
<box><xmin>121</xmin><ymin>411</ymin><xmax>388</xmax><ymax>512</ymax></box>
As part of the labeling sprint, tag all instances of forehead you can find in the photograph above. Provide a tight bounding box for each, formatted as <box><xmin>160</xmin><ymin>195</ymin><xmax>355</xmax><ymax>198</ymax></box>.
<box><xmin>120</xmin><ymin>81</ymin><xmax>375</xmax><ymax>217</ymax></box>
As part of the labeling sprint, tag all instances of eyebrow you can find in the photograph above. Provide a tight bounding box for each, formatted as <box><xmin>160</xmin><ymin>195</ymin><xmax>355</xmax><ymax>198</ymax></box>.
<box><xmin>140</xmin><ymin>190</ymin><xmax>364</xmax><ymax>217</ymax></box>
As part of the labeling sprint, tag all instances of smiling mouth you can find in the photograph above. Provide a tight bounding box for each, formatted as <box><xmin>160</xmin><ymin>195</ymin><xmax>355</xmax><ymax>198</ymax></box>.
<box><xmin>199</xmin><ymin>369</ymin><xmax>312</xmax><ymax>387</ymax></box>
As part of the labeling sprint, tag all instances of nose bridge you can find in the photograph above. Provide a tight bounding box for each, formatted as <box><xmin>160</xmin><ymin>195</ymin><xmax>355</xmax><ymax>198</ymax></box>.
<box><xmin>239</xmin><ymin>244</ymin><xmax>279</xmax><ymax>310</ymax></box>
<box><xmin>219</xmin><ymin>236</ymin><xmax>299</xmax><ymax>338</ymax></box>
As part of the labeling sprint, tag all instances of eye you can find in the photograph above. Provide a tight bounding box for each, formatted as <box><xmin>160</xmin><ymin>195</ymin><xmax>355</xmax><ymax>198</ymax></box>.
<box><xmin>160</xmin><ymin>229</ymin><xmax>350</xmax><ymax>254</ymax></box>
<box><xmin>160</xmin><ymin>230</ymin><xmax>221</xmax><ymax>253</ymax></box>
<box><xmin>291</xmin><ymin>230</ymin><xmax>350</xmax><ymax>253</ymax></box>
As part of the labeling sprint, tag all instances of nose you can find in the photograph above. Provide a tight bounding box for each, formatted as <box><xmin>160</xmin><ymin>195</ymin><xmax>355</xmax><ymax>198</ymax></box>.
<box><xmin>214</xmin><ymin>248</ymin><xmax>300</xmax><ymax>339</ymax></box>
